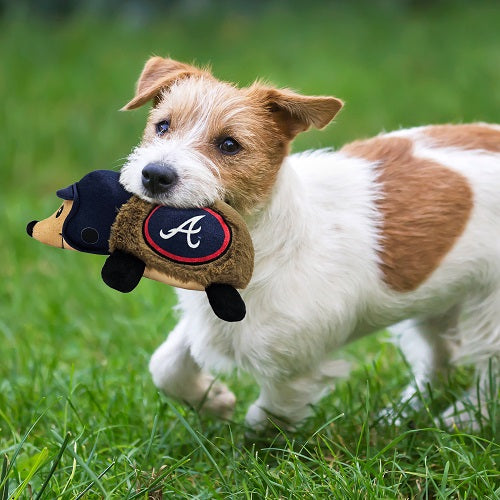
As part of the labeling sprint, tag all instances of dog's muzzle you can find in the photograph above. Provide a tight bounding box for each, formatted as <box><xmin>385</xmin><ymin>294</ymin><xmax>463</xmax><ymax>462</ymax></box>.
<box><xmin>142</xmin><ymin>162</ymin><xmax>178</xmax><ymax>196</ymax></box>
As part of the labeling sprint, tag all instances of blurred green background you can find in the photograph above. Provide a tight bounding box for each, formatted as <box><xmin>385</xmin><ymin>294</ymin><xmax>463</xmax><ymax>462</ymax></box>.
<box><xmin>0</xmin><ymin>1</ymin><xmax>499</xmax><ymax>497</ymax></box>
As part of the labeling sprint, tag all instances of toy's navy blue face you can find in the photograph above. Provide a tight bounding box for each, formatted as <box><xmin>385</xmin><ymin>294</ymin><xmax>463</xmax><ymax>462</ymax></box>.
<box><xmin>144</xmin><ymin>206</ymin><xmax>231</xmax><ymax>264</ymax></box>
<box><xmin>56</xmin><ymin>170</ymin><xmax>132</xmax><ymax>255</ymax></box>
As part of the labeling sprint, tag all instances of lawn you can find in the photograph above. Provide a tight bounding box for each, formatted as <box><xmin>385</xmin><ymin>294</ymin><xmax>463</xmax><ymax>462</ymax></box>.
<box><xmin>1</xmin><ymin>1</ymin><xmax>499</xmax><ymax>498</ymax></box>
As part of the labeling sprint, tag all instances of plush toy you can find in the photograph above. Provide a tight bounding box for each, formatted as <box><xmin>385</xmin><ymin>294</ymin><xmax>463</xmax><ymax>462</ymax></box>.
<box><xmin>26</xmin><ymin>170</ymin><xmax>254</xmax><ymax>322</ymax></box>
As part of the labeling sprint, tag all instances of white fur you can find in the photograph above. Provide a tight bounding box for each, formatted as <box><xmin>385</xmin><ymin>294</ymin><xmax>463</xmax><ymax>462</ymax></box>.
<box><xmin>124</xmin><ymin>124</ymin><xmax>500</xmax><ymax>430</ymax></box>
<box><xmin>120</xmin><ymin>137</ymin><xmax>223</xmax><ymax>208</ymax></box>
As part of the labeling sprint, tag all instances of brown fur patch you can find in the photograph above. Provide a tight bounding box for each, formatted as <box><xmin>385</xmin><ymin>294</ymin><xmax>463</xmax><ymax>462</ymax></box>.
<box><xmin>247</xmin><ymin>84</ymin><xmax>343</xmax><ymax>139</ymax></box>
<box><xmin>122</xmin><ymin>57</ymin><xmax>210</xmax><ymax>111</ymax></box>
<box><xmin>424</xmin><ymin>124</ymin><xmax>500</xmax><ymax>153</ymax></box>
<box><xmin>342</xmin><ymin>136</ymin><xmax>473</xmax><ymax>292</ymax></box>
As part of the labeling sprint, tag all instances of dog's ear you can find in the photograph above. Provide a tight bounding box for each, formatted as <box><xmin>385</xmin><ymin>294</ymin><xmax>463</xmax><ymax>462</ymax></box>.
<box><xmin>250</xmin><ymin>84</ymin><xmax>343</xmax><ymax>139</ymax></box>
<box><xmin>121</xmin><ymin>57</ymin><xmax>207</xmax><ymax>110</ymax></box>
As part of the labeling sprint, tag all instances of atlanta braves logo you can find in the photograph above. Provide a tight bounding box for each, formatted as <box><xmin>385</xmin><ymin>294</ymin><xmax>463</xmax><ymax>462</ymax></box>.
<box><xmin>143</xmin><ymin>206</ymin><xmax>231</xmax><ymax>264</ymax></box>
<box><xmin>159</xmin><ymin>215</ymin><xmax>205</xmax><ymax>249</ymax></box>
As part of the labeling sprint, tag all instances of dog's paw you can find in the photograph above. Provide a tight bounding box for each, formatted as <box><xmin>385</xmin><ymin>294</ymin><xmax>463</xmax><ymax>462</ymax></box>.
<box><xmin>441</xmin><ymin>401</ymin><xmax>481</xmax><ymax>432</ymax></box>
<box><xmin>376</xmin><ymin>386</ymin><xmax>422</xmax><ymax>427</ymax></box>
<box><xmin>245</xmin><ymin>403</ymin><xmax>269</xmax><ymax>432</ymax></box>
<box><xmin>376</xmin><ymin>405</ymin><xmax>405</xmax><ymax>427</ymax></box>
<box><xmin>197</xmin><ymin>380</ymin><xmax>236</xmax><ymax>420</ymax></box>
<box><xmin>245</xmin><ymin>403</ymin><xmax>296</xmax><ymax>433</ymax></box>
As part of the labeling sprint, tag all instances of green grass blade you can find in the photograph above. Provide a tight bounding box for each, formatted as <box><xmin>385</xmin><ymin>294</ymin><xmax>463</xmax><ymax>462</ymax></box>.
<box><xmin>164</xmin><ymin>400</ymin><xmax>227</xmax><ymax>487</ymax></box>
<box><xmin>0</xmin><ymin>410</ymin><xmax>47</xmax><ymax>492</ymax></box>
<box><xmin>74</xmin><ymin>460</ymin><xmax>115</xmax><ymax>500</ymax></box>
<box><xmin>126</xmin><ymin>454</ymin><xmax>193</xmax><ymax>500</ymax></box>
<box><xmin>34</xmin><ymin>432</ymin><xmax>71</xmax><ymax>500</ymax></box>
<box><xmin>51</xmin><ymin>430</ymin><xmax>108</xmax><ymax>497</ymax></box>
<box><xmin>11</xmin><ymin>448</ymin><xmax>49</xmax><ymax>500</ymax></box>
<box><xmin>0</xmin><ymin>455</ymin><xmax>9</xmax><ymax>500</ymax></box>
<box><xmin>440</xmin><ymin>460</ymin><xmax>450</xmax><ymax>496</ymax></box>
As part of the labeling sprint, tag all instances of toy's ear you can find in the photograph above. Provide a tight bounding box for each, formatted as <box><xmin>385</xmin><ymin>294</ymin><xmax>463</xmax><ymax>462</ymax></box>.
<box><xmin>27</xmin><ymin>200</ymin><xmax>75</xmax><ymax>250</ymax></box>
<box><xmin>247</xmin><ymin>83</ymin><xmax>343</xmax><ymax>139</ymax></box>
<box><xmin>121</xmin><ymin>56</ymin><xmax>209</xmax><ymax>111</ymax></box>
<box><xmin>101</xmin><ymin>250</ymin><xmax>146</xmax><ymax>293</ymax></box>
<box><xmin>205</xmin><ymin>284</ymin><xmax>246</xmax><ymax>322</ymax></box>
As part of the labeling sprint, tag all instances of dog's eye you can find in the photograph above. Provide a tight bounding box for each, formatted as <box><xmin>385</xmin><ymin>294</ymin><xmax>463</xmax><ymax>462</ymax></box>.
<box><xmin>155</xmin><ymin>120</ymin><xmax>170</xmax><ymax>137</ymax></box>
<box><xmin>55</xmin><ymin>205</ymin><xmax>64</xmax><ymax>218</ymax></box>
<box><xmin>218</xmin><ymin>137</ymin><xmax>241</xmax><ymax>155</ymax></box>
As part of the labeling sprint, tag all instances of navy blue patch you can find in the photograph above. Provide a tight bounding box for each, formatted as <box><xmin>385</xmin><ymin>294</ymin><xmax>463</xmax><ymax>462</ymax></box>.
<box><xmin>56</xmin><ymin>184</ymin><xmax>75</xmax><ymax>200</ymax></box>
<box><xmin>143</xmin><ymin>206</ymin><xmax>231</xmax><ymax>264</ymax></box>
<box><xmin>59</xmin><ymin>170</ymin><xmax>132</xmax><ymax>254</ymax></box>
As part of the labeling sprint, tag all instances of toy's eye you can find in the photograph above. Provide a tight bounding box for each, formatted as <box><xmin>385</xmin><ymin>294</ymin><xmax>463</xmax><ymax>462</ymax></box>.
<box><xmin>218</xmin><ymin>137</ymin><xmax>241</xmax><ymax>155</ymax></box>
<box><xmin>55</xmin><ymin>205</ymin><xmax>64</xmax><ymax>218</ymax></box>
<box><xmin>81</xmin><ymin>227</ymin><xmax>99</xmax><ymax>244</ymax></box>
<box><xmin>155</xmin><ymin>120</ymin><xmax>170</xmax><ymax>136</ymax></box>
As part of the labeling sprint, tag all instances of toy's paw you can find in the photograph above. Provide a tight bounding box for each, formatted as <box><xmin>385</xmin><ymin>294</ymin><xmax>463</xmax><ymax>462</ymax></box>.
<box><xmin>205</xmin><ymin>284</ymin><xmax>246</xmax><ymax>322</ymax></box>
<box><xmin>101</xmin><ymin>250</ymin><xmax>145</xmax><ymax>293</ymax></box>
<box><xmin>197</xmin><ymin>379</ymin><xmax>236</xmax><ymax>420</ymax></box>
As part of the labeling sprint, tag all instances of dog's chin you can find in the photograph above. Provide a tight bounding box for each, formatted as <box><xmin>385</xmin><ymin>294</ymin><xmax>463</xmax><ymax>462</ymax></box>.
<box><xmin>134</xmin><ymin>186</ymin><xmax>222</xmax><ymax>209</ymax></box>
<box><xmin>120</xmin><ymin>170</ymin><xmax>225</xmax><ymax>208</ymax></box>
<box><xmin>134</xmin><ymin>187</ymin><xmax>164</xmax><ymax>205</ymax></box>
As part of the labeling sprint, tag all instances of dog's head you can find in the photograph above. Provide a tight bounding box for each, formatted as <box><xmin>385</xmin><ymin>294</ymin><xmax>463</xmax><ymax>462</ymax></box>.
<box><xmin>120</xmin><ymin>57</ymin><xmax>343</xmax><ymax>214</ymax></box>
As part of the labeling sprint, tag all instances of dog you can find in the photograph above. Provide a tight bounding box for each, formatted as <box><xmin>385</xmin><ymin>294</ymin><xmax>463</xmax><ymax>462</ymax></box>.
<box><xmin>119</xmin><ymin>56</ymin><xmax>499</xmax><ymax>431</ymax></box>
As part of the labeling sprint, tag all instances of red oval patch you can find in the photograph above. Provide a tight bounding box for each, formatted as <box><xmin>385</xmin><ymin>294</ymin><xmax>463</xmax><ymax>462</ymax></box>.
<box><xmin>143</xmin><ymin>206</ymin><xmax>231</xmax><ymax>264</ymax></box>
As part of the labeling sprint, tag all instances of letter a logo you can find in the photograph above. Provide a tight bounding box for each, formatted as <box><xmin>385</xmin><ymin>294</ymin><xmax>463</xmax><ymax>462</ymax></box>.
<box><xmin>159</xmin><ymin>215</ymin><xmax>206</xmax><ymax>249</ymax></box>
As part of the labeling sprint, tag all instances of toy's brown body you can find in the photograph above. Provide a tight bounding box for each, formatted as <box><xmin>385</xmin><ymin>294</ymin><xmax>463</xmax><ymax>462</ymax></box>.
<box><xmin>109</xmin><ymin>197</ymin><xmax>254</xmax><ymax>292</ymax></box>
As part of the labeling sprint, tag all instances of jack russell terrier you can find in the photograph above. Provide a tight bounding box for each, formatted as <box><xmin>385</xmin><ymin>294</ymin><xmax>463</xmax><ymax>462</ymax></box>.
<box><xmin>119</xmin><ymin>56</ymin><xmax>499</xmax><ymax>431</ymax></box>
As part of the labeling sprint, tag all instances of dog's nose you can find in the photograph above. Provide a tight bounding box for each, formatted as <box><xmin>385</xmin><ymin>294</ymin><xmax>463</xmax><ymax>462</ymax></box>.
<box><xmin>142</xmin><ymin>163</ymin><xmax>178</xmax><ymax>195</ymax></box>
<box><xmin>26</xmin><ymin>220</ymin><xmax>38</xmax><ymax>237</ymax></box>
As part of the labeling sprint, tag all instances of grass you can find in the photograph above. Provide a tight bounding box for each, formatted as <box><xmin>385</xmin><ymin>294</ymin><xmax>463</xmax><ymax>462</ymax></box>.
<box><xmin>1</xmin><ymin>1</ymin><xmax>499</xmax><ymax>497</ymax></box>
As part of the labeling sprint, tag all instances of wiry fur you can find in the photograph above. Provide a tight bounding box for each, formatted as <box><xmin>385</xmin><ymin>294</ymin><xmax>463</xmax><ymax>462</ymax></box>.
<box><xmin>121</xmin><ymin>57</ymin><xmax>499</xmax><ymax>431</ymax></box>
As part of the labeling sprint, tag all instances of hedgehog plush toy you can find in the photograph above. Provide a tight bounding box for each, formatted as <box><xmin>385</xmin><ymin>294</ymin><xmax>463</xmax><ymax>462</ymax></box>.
<box><xmin>27</xmin><ymin>170</ymin><xmax>254</xmax><ymax>322</ymax></box>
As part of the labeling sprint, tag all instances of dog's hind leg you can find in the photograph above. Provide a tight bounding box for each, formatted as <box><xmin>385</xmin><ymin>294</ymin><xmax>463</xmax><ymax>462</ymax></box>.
<box><xmin>442</xmin><ymin>358</ymin><xmax>499</xmax><ymax>430</ymax></box>
<box><xmin>441</xmin><ymin>286</ymin><xmax>500</xmax><ymax>430</ymax></box>
<box><xmin>149</xmin><ymin>318</ymin><xmax>236</xmax><ymax>419</ymax></box>
<box><xmin>388</xmin><ymin>307</ymin><xmax>459</xmax><ymax>415</ymax></box>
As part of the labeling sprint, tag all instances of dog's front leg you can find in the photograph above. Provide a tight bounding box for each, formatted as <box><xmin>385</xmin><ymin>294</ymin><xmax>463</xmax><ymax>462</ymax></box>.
<box><xmin>245</xmin><ymin>383</ymin><xmax>311</xmax><ymax>433</ymax></box>
<box><xmin>149</xmin><ymin>318</ymin><xmax>236</xmax><ymax>419</ymax></box>
<box><xmin>245</xmin><ymin>359</ymin><xmax>349</xmax><ymax>432</ymax></box>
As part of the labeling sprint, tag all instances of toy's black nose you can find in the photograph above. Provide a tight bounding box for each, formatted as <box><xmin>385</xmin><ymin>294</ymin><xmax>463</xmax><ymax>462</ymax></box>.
<box><xmin>142</xmin><ymin>163</ymin><xmax>178</xmax><ymax>195</ymax></box>
<box><xmin>26</xmin><ymin>220</ymin><xmax>38</xmax><ymax>237</ymax></box>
